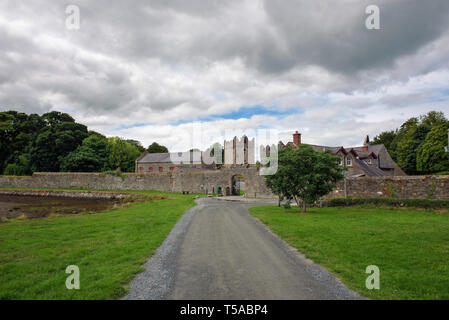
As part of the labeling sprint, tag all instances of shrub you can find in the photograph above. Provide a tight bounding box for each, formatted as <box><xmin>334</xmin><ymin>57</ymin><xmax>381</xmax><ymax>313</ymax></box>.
<box><xmin>283</xmin><ymin>201</ymin><xmax>292</xmax><ymax>209</ymax></box>
<box><xmin>3</xmin><ymin>163</ymin><xmax>28</xmax><ymax>176</ymax></box>
<box><xmin>104</xmin><ymin>168</ymin><xmax>126</xmax><ymax>181</ymax></box>
<box><xmin>327</xmin><ymin>197</ymin><xmax>449</xmax><ymax>209</ymax></box>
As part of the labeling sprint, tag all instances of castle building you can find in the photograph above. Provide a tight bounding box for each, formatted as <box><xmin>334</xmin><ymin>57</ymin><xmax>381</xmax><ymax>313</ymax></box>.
<box><xmin>135</xmin><ymin>131</ymin><xmax>405</xmax><ymax>177</ymax></box>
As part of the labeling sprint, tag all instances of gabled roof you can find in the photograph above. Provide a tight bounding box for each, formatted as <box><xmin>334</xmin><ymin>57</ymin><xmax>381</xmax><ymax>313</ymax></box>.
<box><xmin>353</xmin><ymin>158</ymin><xmax>389</xmax><ymax>176</ymax></box>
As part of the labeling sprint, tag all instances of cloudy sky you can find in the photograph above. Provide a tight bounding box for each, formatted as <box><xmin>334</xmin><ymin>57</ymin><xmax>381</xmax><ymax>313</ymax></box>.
<box><xmin>1</xmin><ymin>0</ymin><xmax>449</xmax><ymax>151</ymax></box>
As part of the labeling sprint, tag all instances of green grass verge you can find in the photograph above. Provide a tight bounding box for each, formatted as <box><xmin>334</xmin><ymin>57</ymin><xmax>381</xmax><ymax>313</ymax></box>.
<box><xmin>0</xmin><ymin>189</ymin><xmax>199</xmax><ymax>299</ymax></box>
<box><xmin>249</xmin><ymin>205</ymin><xmax>449</xmax><ymax>300</ymax></box>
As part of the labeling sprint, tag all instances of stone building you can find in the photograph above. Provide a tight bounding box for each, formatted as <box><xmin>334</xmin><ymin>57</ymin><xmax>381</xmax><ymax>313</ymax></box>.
<box><xmin>135</xmin><ymin>151</ymin><xmax>204</xmax><ymax>173</ymax></box>
<box><xmin>279</xmin><ymin>131</ymin><xmax>406</xmax><ymax>177</ymax></box>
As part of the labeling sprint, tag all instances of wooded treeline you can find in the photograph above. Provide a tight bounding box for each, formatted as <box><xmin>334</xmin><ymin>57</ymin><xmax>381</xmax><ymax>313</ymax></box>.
<box><xmin>372</xmin><ymin>111</ymin><xmax>449</xmax><ymax>175</ymax></box>
<box><xmin>0</xmin><ymin>110</ymin><xmax>168</xmax><ymax>175</ymax></box>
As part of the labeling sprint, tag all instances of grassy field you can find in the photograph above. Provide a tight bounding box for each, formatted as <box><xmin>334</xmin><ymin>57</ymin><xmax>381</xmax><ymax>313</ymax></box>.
<box><xmin>0</xmin><ymin>190</ymin><xmax>198</xmax><ymax>299</ymax></box>
<box><xmin>249</xmin><ymin>205</ymin><xmax>449</xmax><ymax>300</ymax></box>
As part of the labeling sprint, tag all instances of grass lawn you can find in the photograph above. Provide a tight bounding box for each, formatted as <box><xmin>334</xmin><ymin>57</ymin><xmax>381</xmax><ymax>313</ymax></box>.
<box><xmin>249</xmin><ymin>205</ymin><xmax>449</xmax><ymax>300</ymax></box>
<box><xmin>0</xmin><ymin>189</ymin><xmax>199</xmax><ymax>299</ymax></box>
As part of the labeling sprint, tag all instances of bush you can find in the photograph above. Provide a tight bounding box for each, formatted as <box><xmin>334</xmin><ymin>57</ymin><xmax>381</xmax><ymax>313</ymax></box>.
<box><xmin>327</xmin><ymin>197</ymin><xmax>449</xmax><ymax>209</ymax></box>
<box><xmin>104</xmin><ymin>168</ymin><xmax>126</xmax><ymax>181</ymax></box>
<box><xmin>283</xmin><ymin>201</ymin><xmax>292</xmax><ymax>209</ymax></box>
<box><xmin>3</xmin><ymin>163</ymin><xmax>28</xmax><ymax>176</ymax></box>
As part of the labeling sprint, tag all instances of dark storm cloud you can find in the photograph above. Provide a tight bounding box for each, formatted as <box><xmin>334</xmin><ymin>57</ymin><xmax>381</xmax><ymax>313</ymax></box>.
<box><xmin>0</xmin><ymin>0</ymin><xmax>448</xmax><ymax>139</ymax></box>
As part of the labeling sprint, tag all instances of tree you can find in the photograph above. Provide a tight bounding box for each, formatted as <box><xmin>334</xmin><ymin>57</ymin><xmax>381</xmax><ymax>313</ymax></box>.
<box><xmin>416</xmin><ymin>122</ymin><xmax>449</xmax><ymax>173</ymax></box>
<box><xmin>391</xmin><ymin>111</ymin><xmax>447</xmax><ymax>174</ymax></box>
<box><xmin>265</xmin><ymin>145</ymin><xmax>343</xmax><ymax>212</ymax></box>
<box><xmin>61</xmin><ymin>135</ymin><xmax>109</xmax><ymax>172</ymax></box>
<box><xmin>106</xmin><ymin>137</ymin><xmax>141</xmax><ymax>172</ymax></box>
<box><xmin>126</xmin><ymin>139</ymin><xmax>146</xmax><ymax>153</ymax></box>
<box><xmin>372</xmin><ymin>130</ymin><xmax>397</xmax><ymax>151</ymax></box>
<box><xmin>0</xmin><ymin>111</ymin><xmax>44</xmax><ymax>173</ymax></box>
<box><xmin>147</xmin><ymin>142</ymin><xmax>168</xmax><ymax>153</ymax></box>
<box><xmin>29</xmin><ymin>118</ymin><xmax>88</xmax><ymax>172</ymax></box>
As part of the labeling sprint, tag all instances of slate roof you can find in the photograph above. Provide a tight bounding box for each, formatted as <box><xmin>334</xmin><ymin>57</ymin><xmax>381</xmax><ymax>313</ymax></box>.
<box><xmin>137</xmin><ymin>151</ymin><xmax>202</xmax><ymax>164</ymax></box>
<box><xmin>353</xmin><ymin>158</ymin><xmax>388</xmax><ymax>177</ymax></box>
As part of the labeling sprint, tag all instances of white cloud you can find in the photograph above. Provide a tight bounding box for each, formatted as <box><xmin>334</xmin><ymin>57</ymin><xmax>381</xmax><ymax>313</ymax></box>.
<box><xmin>0</xmin><ymin>0</ymin><xmax>448</xmax><ymax>151</ymax></box>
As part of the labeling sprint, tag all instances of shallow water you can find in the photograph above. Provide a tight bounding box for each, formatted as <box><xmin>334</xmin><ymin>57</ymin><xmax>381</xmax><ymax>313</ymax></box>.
<box><xmin>0</xmin><ymin>195</ymin><xmax>121</xmax><ymax>219</ymax></box>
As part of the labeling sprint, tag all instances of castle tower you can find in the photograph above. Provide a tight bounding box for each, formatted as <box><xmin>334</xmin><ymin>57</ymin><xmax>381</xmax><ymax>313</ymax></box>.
<box><xmin>224</xmin><ymin>135</ymin><xmax>255</xmax><ymax>166</ymax></box>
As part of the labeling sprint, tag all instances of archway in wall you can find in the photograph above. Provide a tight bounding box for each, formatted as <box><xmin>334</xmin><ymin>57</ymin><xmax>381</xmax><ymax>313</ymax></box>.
<box><xmin>231</xmin><ymin>174</ymin><xmax>245</xmax><ymax>196</ymax></box>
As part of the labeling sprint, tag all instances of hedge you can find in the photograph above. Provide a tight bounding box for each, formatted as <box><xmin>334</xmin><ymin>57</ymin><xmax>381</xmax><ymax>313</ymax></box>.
<box><xmin>327</xmin><ymin>197</ymin><xmax>449</xmax><ymax>209</ymax></box>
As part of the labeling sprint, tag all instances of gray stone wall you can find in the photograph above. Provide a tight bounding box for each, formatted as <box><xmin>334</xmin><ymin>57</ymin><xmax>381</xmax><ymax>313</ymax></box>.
<box><xmin>1</xmin><ymin>172</ymin><xmax>448</xmax><ymax>200</ymax></box>
<box><xmin>0</xmin><ymin>168</ymin><xmax>273</xmax><ymax>198</ymax></box>
<box><xmin>330</xmin><ymin>175</ymin><xmax>449</xmax><ymax>200</ymax></box>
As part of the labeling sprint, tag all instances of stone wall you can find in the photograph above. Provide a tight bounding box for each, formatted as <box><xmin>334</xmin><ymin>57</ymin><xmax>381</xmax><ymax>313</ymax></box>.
<box><xmin>1</xmin><ymin>172</ymin><xmax>448</xmax><ymax>200</ymax></box>
<box><xmin>330</xmin><ymin>175</ymin><xmax>449</xmax><ymax>200</ymax></box>
<box><xmin>0</xmin><ymin>168</ymin><xmax>273</xmax><ymax>197</ymax></box>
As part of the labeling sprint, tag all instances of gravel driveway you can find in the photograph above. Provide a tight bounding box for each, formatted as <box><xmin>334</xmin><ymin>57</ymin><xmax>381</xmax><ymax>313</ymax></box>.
<box><xmin>124</xmin><ymin>198</ymin><xmax>363</xmax><ymax>300</ymax></box>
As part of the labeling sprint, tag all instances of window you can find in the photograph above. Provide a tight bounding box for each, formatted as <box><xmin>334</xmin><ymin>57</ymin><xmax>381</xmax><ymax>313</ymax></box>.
<box><xmin>346</xmin><ymin>157</ymin><xmax>352</xmax><ymax>167</ymax></box>
<box><xmin>149</xmin><ymin>167</ymin><xmax>153</xmax><ymax>172</ymax></box>
<box><xmin>169</xmin><ymin>167</ymin><xmax>175</xmax><ymax>171</ymax></box>
<box><xmin>139</xmin><ymin>167</ymin><xmax>144</xmax><ymax>172</ymax></box>
<box><xmin>365</xmin><ymin>159</ymin><xmax>372</xmax><ymax>165</ymax></box>
<box><xmin>159</xmin><ymin>167</ymin><xmax>163</xmax><ymax>172</ymax></box>
<box><xmin>337</xmin><ymin>158</ymin><xmax>343</xmax><ymax>166</ymax></box>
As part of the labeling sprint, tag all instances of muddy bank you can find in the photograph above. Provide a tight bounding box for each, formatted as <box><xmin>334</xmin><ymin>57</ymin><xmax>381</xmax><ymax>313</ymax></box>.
<box><xmin>0</xmin><ymin>190</ymin><xmax>139</xmax><ymax>219</ymax></box>
<box><xmin>0</xmin><ymin>189</ymin><xmax>138</xmax><ymax>200</ymax></box>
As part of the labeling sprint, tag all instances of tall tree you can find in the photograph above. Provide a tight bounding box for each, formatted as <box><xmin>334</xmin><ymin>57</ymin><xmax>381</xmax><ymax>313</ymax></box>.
<box><xmin>147</xmin><ymin>142</ymin><xmax>168</xmax><ymax>153</ymax></box>
<box><xmin>416</xmin><ymin>122</ymin><xmax>449</xmax><ymax>174</ymax></box>
<box><xmin>265</xmin><ymin>145</ymin><xmax>343</xmax><ymax>212</ymax></box>
<box><xmin>372</xmin><ymin>130</ymin><xmax>397</xmax><ymax>151</ymax></box>
<box><xmin>29</xmin><ymin>113</ymin><xmax>88</xmax><ymax>172</ymax></box>
<box><xmin>126</xmin><ymin>139</ymin><xmax>146</xmax><ymax>153</ymax></box>
<box><xmin>61</xmin><ymin>134</ymin><xmax>109</xmax><ymax>172</ymax></box>
<box><xmin>106</xmin><ymin>137</ymin><xmax>141</xmax><ymax>172</ymax></box>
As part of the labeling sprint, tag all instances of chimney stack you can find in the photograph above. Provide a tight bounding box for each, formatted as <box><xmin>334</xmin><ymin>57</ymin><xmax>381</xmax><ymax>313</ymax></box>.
<box><xmin>362</xmin><ymin>135</ymin><xmax>369</xmax><ymax>152</ymax></box>
<box><xmin>293</xmin><ymin>131</ymin><xmax>301</xmax><ymax>146</ymax></box>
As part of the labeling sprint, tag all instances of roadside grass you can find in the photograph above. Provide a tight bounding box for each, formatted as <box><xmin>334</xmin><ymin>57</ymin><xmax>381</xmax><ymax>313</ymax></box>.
<box><xmin>249</xmin><ymin>205</ymin><xmax>449</xmax><ymax>300</ymax></box>
<box><xmin>0</xmin><ymin>189</ymin><xmax>199</xmax><ymax>299</ymax></box>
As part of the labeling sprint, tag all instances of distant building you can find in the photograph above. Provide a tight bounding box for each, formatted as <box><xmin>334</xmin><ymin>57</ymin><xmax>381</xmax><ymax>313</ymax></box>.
<box><xmin>279</xmin><ymin>131</ymin><xmax>406</xmax><ymax>177</ymax></box>
<box><xmin>135</xmin><ymin>131</ymin><xmax>405</xmax><ymax>177</ymax></box>
<box><xmin>135</xmin><ymin>151</ymin><xmax>203</xmax><ymax>173</ymax></box>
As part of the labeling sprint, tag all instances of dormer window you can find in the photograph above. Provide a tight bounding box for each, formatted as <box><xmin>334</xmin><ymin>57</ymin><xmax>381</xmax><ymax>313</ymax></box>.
<box><xmin>365</xmin><ymin>159</ymin><xmax>372</xmax><ymax>165</ymax></box>
<box><xmin>346</xmin><ymin>157</ymin><xmax>352</xmax><ymax>167</ymax></box>
<box><xmin>337</xmin><ymin>158</ymin><xmax>343</xmax><ymax>166</ymax></box>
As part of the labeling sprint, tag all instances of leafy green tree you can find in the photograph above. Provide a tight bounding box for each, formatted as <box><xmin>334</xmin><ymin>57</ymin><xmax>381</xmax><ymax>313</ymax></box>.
<box><xmin>29</xmin><ymin>118</ymin><xmax>88</xmax><ymax>172</ymax></box>
<box><xmin>372</xmin><ymin>130</ymin><xmax>397</xmax><ymax>151</ymax></box>
<box><xmin>392</xmin><ymin>111</ymin><xmax>447</xmax><ymax>174</ymax></box>
<box><xmin>106</xmin><ymin>137</ymin><xmax>141</xmax><ymax>172</ymax></box>
<box><xmin>147</xmin><ymin>142</ymin><xmax>168</xmax><ymax>153</ymax></box>
<box><xmin>416</xmin><ymin>122</ymin><xmax>449</xmax><ymax>173</ymax></box>
<box><xmin>126</xmin><ymin>139</ymin><xmax>146</xmax><ymax>153</ymax></box>
<box><xmin>0</xmin><ymin>111</ymin><xmax>45</xmax><ymax>173</ymax></box>
<box><xmin>61</xmin><ymin>135</ymin><xmax>109</xmax><ymax>172</ymax></box>
<box><xmin>265</xmin><ymin>145</ymin><xmax>343</xmax><ymax>212</ymax></box>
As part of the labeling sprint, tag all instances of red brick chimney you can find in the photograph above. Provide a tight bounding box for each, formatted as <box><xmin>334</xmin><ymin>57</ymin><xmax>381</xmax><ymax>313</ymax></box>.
<box><xmin>293</xmin><ymin>131</ymin><xmax>301</xmax><ymax>146</ymax></box>
<box><xmin>362</xmin><ymin>135</ymin><xmax>369</xmax><ymax>152</ymax></box>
